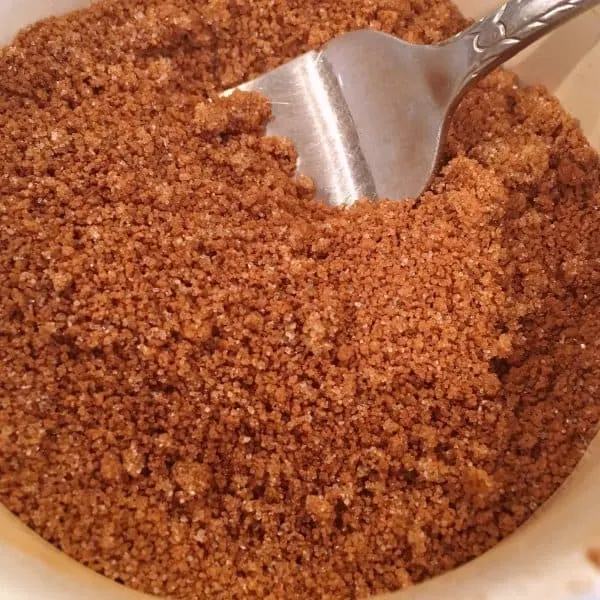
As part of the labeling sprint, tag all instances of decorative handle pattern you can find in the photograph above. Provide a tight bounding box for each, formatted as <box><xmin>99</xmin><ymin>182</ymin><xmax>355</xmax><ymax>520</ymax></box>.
<box><xmin>453</xmin><ymin>0</ymin><xmax>599</xmax><ymax>84</ymax></box>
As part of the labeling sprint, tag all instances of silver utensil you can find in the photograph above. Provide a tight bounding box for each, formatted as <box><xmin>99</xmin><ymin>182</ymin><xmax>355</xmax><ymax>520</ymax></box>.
<box><xmin>229</xmin><ymin>0</ymin><xmax>599</xmax><ymax>206</ymax></box>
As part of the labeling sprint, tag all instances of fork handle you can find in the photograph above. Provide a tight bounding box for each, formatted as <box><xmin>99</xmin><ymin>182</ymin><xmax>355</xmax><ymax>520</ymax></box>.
<box><xmin>452</xmin><ymin>0</ymin><xmax>600</xmax><ymax>85</ymax></box>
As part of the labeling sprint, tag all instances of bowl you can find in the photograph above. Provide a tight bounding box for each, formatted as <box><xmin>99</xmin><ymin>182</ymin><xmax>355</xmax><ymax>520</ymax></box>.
<box><xmin>1</xmin><ymin>1</ymin><xmax>599</xmax><ymax>599</ymax></box>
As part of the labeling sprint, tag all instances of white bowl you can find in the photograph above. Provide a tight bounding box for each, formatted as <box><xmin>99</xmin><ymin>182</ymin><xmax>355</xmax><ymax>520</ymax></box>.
<box><xmin>1</xmin><ymin>2</ymin><xmax>599</xmax><ymax>599</ymax></box>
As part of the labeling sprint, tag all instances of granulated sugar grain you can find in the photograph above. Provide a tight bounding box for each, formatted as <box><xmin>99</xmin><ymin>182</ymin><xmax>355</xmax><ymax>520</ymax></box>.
<box><xmin>1</xmin><ymin>1</ymin><xmax>600</xmax><ymax>599</ymax></box>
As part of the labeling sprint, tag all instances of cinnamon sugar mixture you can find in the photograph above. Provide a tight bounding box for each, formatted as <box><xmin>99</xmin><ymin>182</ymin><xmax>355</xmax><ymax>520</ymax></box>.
<box><xmin>1</xmin><ymin>1</ymin><xmax>599</xmax><ymax>599</ymax></box>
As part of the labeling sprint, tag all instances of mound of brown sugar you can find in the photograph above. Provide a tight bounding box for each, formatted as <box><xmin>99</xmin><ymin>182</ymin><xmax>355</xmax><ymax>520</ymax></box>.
<box><xmin>1</xmin><ymin>1</ymin><xmax>600</xmax><ymax>599</ymax></box>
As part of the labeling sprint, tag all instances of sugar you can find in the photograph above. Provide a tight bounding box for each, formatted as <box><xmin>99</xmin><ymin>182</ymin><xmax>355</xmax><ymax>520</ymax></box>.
<box><xmin>0</xmin><ymin>0</ymin><xmax>599</xmax><ymax>599</ymax></box>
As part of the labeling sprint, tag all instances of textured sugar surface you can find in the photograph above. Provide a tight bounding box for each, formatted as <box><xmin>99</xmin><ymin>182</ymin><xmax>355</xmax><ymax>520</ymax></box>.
<box><xmin>1</xmin><ymin>1</ymin><xmax>600</xmax><ymax>599</ymax></box>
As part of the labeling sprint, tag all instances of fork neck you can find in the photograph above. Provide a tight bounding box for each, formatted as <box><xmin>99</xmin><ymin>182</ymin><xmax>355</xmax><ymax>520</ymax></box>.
<box><xmin>444</xmin><ymin>0</ymin><xmax>600</xmax><ymax>91</ymax></box>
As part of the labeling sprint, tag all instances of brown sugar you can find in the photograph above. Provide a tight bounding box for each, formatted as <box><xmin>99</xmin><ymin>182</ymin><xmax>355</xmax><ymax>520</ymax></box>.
<box><xmin>588</xmin><ymin>548</ymin><xmax>600</xmax><ymax>570</ymax></box>
<box><xmin>1</xmin><ymin>0</ymin><xmax>599</xmax><ymax>599</ymax></box>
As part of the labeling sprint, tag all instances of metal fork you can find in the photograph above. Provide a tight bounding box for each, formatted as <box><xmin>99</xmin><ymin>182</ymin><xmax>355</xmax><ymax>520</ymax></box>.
<box><xmin>229</xmin><ymin>0</ymin><xmax>599</xmax><ymax>206</ymax></box>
